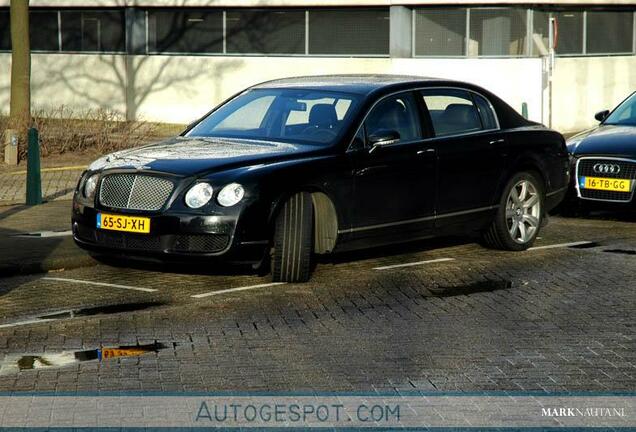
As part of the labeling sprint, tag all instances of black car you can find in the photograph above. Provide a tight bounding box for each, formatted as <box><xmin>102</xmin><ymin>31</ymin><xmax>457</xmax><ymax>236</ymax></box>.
<box><xmin>72</xmin><ymin>75</ymin><xmax>569</xmax><ymax>282</ymax></box>
<box><xmin>567</xmin><ymin>92</ymin><xmax>636</xmax><ymax>207</ymax></box>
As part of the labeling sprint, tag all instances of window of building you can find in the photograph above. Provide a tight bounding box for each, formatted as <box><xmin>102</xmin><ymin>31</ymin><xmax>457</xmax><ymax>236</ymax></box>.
<box><xmin>469</xmin><ymin>8</ymin><xmax>528</xmax><ymax>56</ymax></box>
<box><xmin>414</xmin><ymin>8</ymin><xmax>466</xmax><ymax>56</ymax></box>
<box><xmin>308</xmin><ymin>9</ymin><xmax>389</xmax><ymax>55</ymax></box>
<box><xmin>531</xmin><ymin>10</ymin><xmax>551</xmax><ymax>56</ymax></box>
<box><xmin>586</xmin><ymin>11</ymin><xmax>634</xmax><ymax>54</ymax></box>
<box><xmin>61</xmin><ymin>10</ymin><xmax>125</xmax><ymax>52</ymax></box>
<box><xmin>554</xmin><ymin>11</ymin><xmax>584</xmax><ymax>55</ymax></box>
<box><xmin>421</xmin><ymin>89</ymin><xmax>483</xmax><ymax>137</ymax></box>
<box><xmin>147</xmin><ymin>10</ymin><xmax>222</xmax><ymax>54</ymax></box>
<box><xmin>31</xmin><ymin>10</ymin><xmax>59</xmax><ymax>51</ymax></box>
<box><xmin>0</xmin><ymin>10</ymin><xmax>10</xmax><ymax>51</ymax></box>
<box><xmin>226</xmin><ymin>9</ymin><xmax>305</xmax><ymax>54</ymax></box>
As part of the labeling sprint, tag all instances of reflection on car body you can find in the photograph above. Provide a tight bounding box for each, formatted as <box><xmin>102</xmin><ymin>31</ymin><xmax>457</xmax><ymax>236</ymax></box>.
<box><xmin>72</xmin><ymin>75</ymin><xmax>569</xmax><ymax>282</ymax></box>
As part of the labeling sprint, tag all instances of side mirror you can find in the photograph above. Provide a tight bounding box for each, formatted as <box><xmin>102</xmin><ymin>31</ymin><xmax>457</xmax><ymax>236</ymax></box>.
<box><xmin>368</xmin><ymin>129</ymin><xmax>400</xmax><ymax>153</ymax></box>
<box><xmin>594</xmin><ymin>110</ymin><xmax>610</xmax><ymax>122</ymax></box>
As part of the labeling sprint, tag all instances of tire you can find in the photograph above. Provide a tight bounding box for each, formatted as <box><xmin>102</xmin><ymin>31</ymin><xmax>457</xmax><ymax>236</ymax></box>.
<box><xmin>482</xmin><ymin>171</ymin><xmax>544</xmax><ymax>251</ymax></box>
<box><xmin>271</xmin><ymin>192</ymin><xmax>313</xmax><ymax>283</ymax></box>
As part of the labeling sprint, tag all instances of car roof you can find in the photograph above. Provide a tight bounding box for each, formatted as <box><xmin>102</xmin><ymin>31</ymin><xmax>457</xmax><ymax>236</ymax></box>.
<box><xmin>251</xmin><ymin>74</ymin><xmax>451</xmax><ymax>95</ymax></box>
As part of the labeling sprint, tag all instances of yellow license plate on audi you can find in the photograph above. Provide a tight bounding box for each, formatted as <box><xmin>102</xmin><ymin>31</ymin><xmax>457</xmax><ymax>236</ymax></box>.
<box><xmin>96</xmin><ymin>213</ymin><xmax>150</xmax><ymax>234</ymax></box>
<box><xmin>579</xmin><ymin>176</ymin><xmax>632</xmax><ymax>192</ymax></box>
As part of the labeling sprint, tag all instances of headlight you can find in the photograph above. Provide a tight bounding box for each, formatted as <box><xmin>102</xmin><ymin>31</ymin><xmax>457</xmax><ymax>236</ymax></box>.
<box><xmin>83</xmin><ymin>174</ymin><xmax>99</xmax><ymax>200</ymax></box>
<box><xmin>185</xmin><ymin>183</ymin><xmax>213</xmax><ymax>209</ymax></box>
<box><xmin>217</xmin><ymin>183</ymin><xmax>245</xmax><ymax>207</ymax></box>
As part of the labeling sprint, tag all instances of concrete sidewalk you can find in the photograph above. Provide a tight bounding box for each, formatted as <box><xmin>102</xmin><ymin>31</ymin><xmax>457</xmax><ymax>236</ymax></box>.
<box><xmin>0</xmin><ymin>168</ymin><xmax>84</xmax><ymax>205</ymax></box>
<box><xmin>0</xmin><ymin>200</ymin><xmax>95</xmax><ymax>276</ymax></box>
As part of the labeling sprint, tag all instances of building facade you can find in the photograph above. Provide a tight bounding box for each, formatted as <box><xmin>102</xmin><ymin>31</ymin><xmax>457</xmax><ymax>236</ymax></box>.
<box><xmin>1</xmin><ymin>0</ymin><xmax>635</xmax><ymax>132</ymax></box>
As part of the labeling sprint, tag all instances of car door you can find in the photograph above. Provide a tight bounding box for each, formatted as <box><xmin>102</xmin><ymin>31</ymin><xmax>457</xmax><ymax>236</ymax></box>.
<box><xmin>419</xmin><ymin>88</ymin><xmax>505</xmax><ymax>225</ymax></box>
<box><xmin>347</xmin><ymin>91</ymin><xmax>436</xmax><ymax>242</ymax></box>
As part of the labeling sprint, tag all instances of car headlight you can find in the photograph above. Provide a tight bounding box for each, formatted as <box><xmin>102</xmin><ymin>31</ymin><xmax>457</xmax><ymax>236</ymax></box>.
<box><xmin>83</xmin><ymin>174</ymin><xmax>99</xmax><ymax>200</ymax></box>
<box><xmin>185</xmin><ymin>183</ymin><xmax>213</xmax><ymax>209</ymax></box>
<box><xmin>217</xmin><ymin>183</ymin><xmax>245</xmax><ymax>207</ymax></box>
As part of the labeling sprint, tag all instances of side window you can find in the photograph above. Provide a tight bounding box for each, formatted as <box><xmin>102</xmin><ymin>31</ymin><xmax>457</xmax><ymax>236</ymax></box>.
<box><xmin>420</xmin><ymin>89</ymin><xmax>483</xmax><ymax>137</ymax></box>
<box><xmin>473</xmin><ymin>94</ymin><xmax>498</xmax><ymax>130</ymax></box>
<box><xmin>365</xmin><ymin>93</ymin><xmax>422</xmax><ymax>143</ymax></box>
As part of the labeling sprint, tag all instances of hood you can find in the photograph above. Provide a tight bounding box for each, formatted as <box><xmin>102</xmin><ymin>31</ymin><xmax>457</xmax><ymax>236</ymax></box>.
<box><xmin>568</xmin><ymin>124</ymin><xmax>636</xmax><ymax>158</ymax></box>
<box><xmin>88</xmin><ymin>136</ymin><xmax>322</xmax><ymax>176</ymax></box>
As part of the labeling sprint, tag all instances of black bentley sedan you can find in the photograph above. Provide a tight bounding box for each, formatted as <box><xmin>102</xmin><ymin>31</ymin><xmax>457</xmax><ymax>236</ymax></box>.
<box><xmin>567</xmin><ymin>92</ymin><xmax>636</xmax><ymax>207</ymax></box>
<box><xmin>72</xmin><ymin>75</ymin><xmax>569</xmax><ymax>282</ymax></box>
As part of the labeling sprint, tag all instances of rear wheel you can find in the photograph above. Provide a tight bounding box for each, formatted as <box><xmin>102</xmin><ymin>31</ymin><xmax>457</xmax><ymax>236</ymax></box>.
<box><xmin>271</xmin><ymin>192</ymin><xmax>313</xmax><ymax>282</ymax></box>
<box><xmin>482</xmin><ymin>172</ymin><xmax>544</xmax><ymax>251</ymax></box>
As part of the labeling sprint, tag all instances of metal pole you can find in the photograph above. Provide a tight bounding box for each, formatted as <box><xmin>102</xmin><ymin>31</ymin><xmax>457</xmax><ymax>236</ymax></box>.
<box><xmin>25</xmin><ymin>127</ymin><xmax>42</xmax><ymax>205</ymax></box>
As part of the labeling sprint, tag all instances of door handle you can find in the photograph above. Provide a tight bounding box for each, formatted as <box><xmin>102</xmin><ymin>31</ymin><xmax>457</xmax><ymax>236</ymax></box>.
<box><xmin>489</xmin><ymin>138</ymin><xmax>505</xmax><ymax>145</ymax></box>
<box><xmin>417</xmin><ymin>148</ymin><xmax>436</xmax><ymax>155</ymax></box>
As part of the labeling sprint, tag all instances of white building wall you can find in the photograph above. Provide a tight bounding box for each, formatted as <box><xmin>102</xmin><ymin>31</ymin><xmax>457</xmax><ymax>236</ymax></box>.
<box><xmin>552</xmin><ymin>56</ymin><xmax>636</xmax><ymax>133</ymax></box>
<box><xmin>0</xmin><ymin>54</ymin><xmax>544</xmax><ymax>126</ymax></box>
<box><xmin>1</xmin><ymin>53</ymin><xmax>634</xmax><ymax>133</ymax></box>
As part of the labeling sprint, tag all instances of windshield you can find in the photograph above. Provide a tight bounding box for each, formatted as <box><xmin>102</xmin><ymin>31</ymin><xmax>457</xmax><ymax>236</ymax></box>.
<box><xmin>605</xmin><ymin>92</ymin><xmax>636</xmax><ymax>126</ymax></box>
<box><xmin>186</xmin><ymin>88</ymin><xmax>361</xmax><ymax>146</ymax></box>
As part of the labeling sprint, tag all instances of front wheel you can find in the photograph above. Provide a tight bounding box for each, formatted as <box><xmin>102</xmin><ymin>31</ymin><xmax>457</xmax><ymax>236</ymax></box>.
<box><xmin>482</xmin><ymin>172</ymin><xmax>544</xmax><ymax>251</ymax></box>
<box><xmin>271</xmin><ymin>192</ymin><xmax>313</xmax><ymax>283</ymax></box>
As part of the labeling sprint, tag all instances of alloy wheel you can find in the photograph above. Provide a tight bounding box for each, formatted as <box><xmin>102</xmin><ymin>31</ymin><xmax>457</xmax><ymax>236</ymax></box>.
<box><xmin>505</xmin><ymin>179</ymin><xmax>541</xmax><ymax>244</ymax></box>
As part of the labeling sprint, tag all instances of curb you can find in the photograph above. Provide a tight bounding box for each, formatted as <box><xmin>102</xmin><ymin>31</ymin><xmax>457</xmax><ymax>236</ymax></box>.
<box><xmin>0</xmin><ymin>255</ymin><xmax>97</xmax><ymax>278</ymax></box>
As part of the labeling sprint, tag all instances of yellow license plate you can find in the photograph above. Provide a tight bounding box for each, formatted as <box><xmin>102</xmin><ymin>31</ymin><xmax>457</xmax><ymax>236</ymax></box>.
<box><xmin>96</xmin><ymin>213</ymin><xmax>150</xmax><ymax>234</ymax></box>
<box><xmin>579</xmin><ymin>176</ymin><xmax>632</xmax><ymax>192</ymax></box>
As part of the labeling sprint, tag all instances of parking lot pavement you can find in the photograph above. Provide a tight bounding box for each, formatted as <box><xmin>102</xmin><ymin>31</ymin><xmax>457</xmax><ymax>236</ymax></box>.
<box><xmin>0</xmin><ymin>200</ymin><xmax>95</xmax><ymax>276</ymax></box>
<box><xmin>0</xmin><ymin>168</ymin><xmax>84</xmax><ymax>205</ymax></box>
<box><xmin>0</xmin><ymin>213</ymin><xmax>634</xmax><ymax>393</ymax></box>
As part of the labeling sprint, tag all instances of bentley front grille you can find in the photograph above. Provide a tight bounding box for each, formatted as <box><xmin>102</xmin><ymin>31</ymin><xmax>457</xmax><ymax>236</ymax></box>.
<box><xmin>99</xmin><ymin>174</ymin><xmax>174</xmax><ymax>211</ymax></box>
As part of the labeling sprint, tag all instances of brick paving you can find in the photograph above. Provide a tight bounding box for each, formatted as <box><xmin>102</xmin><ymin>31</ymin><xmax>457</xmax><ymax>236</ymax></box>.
<box><xmin>0</xmin><ymin>213</ymin><xmax>634</xmax><ymax>393</ymax></box>
<box><xmin>0</xmin><ymin>169</ymin><xmax>83</xmax><ymax>205</ymax></box>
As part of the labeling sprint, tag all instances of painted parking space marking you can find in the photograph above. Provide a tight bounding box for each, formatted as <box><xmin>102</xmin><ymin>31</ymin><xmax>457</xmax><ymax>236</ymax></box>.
<box><xmin>42</xmin><ymin>277</ymin><xmax>158</xmax><ymax>293</ymax></box>
<box><xmin>373</xmin><ymin>258</ymin><xmax>455</xmax><ymax>270</ymax></box>
<box><xmin>191</xmin><ymin>282</ymin><xmax>286</xmax><ymax>299</ymax></box>
<box><xmin>0</xmin><ymin>318</ymin><xmax>59</xmax><ymax>329</ymax></box>
<box><xmin>11</xmin><ymin>230</ymin><xmax>72</xmax><ymax>238</ymax></box>
<box><xmin>528</xmin><ymin>241</ymin><xmax>594</xmax><ymax>251</ymax></box>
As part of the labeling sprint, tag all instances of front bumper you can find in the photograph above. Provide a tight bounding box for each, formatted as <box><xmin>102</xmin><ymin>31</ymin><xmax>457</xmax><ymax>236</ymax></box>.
<box><xmin>72</xmin><ymin>201</ymin><xmax>269</xmax><ymax>264</ymax></box>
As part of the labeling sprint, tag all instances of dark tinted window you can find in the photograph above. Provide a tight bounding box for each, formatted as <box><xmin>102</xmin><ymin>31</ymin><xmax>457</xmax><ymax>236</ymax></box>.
<box><xmin>473</xmin><ymin>94</ymin><xmax>498</xmax><ymax>130</ymax></box>
<box><xmin>226</xmin><ymin>9</ymin><xmax>305</xmax><ymax>54</ymax></box>
<box><xmin>148</xmin><ymin>10</ymin><xmax>222</xmax><ymax>54</ymax></box>
<box><xmin>554</xmin><ymin>11</ymin><xmax>583</xmax><ymax>55</ymax></box>
<box><xmin>308</xmin><ymin>9</ymin><xmax>389</xmax><ymax>55</ymax></box>
<box><xmin>421</xmin><ymin>88</ymin><xmax>483</xmax><ymax>137</ymax></box>
<box><xmin>415</xmin><ymin>8</ymin><xmax>466</xmax><ymax>56</ymax></box>
<box><xmin>0</xmin><ymin>10</ymin><xmax>10</xmax><ymax>51</ymax></box>
<box><xmin>587</xmin><ymin>11</ymin><xmax>633</xmax><ymax>54</ymax></box>
<box><xmin>61</xmin><ymin>10</ymin><xmax>125</xmax><ymax>52</ymax></box>
<box><xmin>31</xmin><ymin>10</ymin><xmax>59</xmax><ymax>51</ymax></box>
<box><xmin>365</xmin><ymin>93</ymin><xmax>421</xmax><ymax>142</ymax></box>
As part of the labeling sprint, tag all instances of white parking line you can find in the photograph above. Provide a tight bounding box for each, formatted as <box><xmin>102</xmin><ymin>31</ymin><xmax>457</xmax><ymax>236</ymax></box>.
<box><xmin>373</xmin><ymin>258</ymin><xmax>455</xmax><ymax>271</ymax></box>
<box><xmin>0</xmin><ymin>318</ymin><xmax>58</xmax><ymax>329</ymax></box>
<box><xmin>528</xmin><ymin>241</ymin><xmax>594</xmax><ymax>251</ymax></box>
<box><xmin>191</xmin><ymin>282</ymin><xmax>286</xmax><ymax>299</ymax></box>
<box><xmin>42</xmin><ymin>277</ymin><xmax>158</xmax><ymax>293</ymax></box>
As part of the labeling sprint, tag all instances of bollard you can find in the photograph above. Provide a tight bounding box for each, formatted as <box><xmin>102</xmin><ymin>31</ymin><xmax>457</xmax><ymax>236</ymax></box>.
<box><xmin>521</xmin><ymin>102</ymin><xmax>528</xmax><ymax>119</ymax></box>
<box><xmin>26</xmin><ymin>127</ymin><xmax>42</xmax><ymax>205</ymax></box>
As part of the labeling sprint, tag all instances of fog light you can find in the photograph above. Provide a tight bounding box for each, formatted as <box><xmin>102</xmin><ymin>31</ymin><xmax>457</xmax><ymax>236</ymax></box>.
<box><xmin>185</xmin><ymin>183</ymin><xmax>213</xmax><ymax>209</ymax></box>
